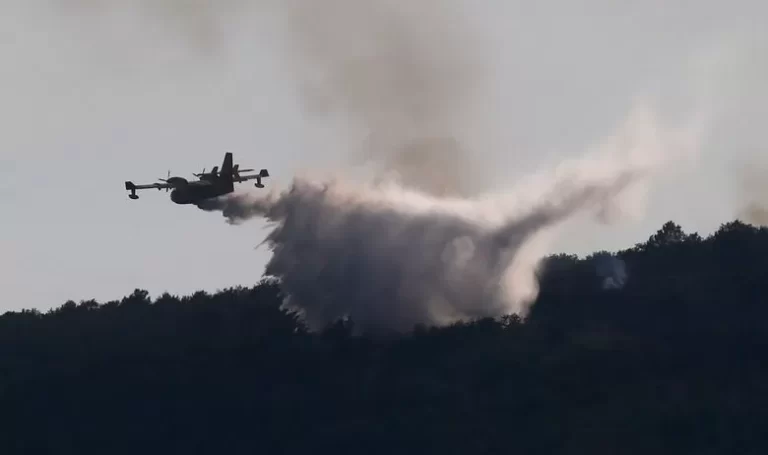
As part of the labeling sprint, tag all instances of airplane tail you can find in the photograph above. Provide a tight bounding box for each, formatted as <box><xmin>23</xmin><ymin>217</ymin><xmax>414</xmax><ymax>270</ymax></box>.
<box><xmin>220</xmin><ymin>152</ymin><xmax>235</xmax><ymax>191</ymax></box>
<box><xmin>221</xmin><ymin>152</ymin><xmax>234</xmax><ymax>177</ymax></box>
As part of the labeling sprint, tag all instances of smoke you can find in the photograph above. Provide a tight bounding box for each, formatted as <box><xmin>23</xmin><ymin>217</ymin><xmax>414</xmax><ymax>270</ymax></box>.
<box><xmin>742</xmin><ymin>204</ymin><xmax>768</xmax><ymax>227</ymax></box>
<box><xmin>692</xmin><ymin>33</ymin><xmax>768</xmax><ymax>228</ymax></box>
<box><xmin>267</xmin><ymin>0</ymin><xmax>492</xmax><ymax>197</ymax></box>
<box><xmin>592</xmin><ymin>253</ymin><xmax>628</xmax><ymax>290</ymax></box>
<box><xmin>199</xmin><ymin>103</ymin><xmax>701</xmax><ymax>333</ymax></box>
<box><xmin>53</xmin><ymin>0</ymin><xmax>252</xmax><ymax>53</ymax></box>
<box><xmin>736</xmin><ymin>160</ymin><xmax>768</xmax><ymax>226</ymax></box>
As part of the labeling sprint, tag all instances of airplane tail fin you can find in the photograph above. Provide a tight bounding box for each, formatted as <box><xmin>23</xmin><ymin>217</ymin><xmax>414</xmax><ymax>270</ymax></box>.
<box><xmin>221</xmin><ymin>152</ymin><xmax>234</xmax><ymax>177</ymax></box>
<box><xmin>220</xmin><ymin>152</ymin><xmax>235</xmax><ymax>191</ymax></box>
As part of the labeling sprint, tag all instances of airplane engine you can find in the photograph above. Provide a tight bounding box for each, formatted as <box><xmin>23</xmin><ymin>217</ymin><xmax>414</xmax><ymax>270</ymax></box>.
<box><xmin>166</xmin><ymin>177</ymin><xmax>188</xmax><ymax>186</ymax></box>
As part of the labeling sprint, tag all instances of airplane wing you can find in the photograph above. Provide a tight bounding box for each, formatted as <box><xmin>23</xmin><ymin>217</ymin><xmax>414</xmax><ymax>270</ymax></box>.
<box><xmin>125</xmin><ymin>180</ymin><xmax>173</xmax><ymax>199</ymax></box>
<box><xmin>125</xmin><ymin>181</ymin><xmax>172</xmax><ymax>191</ymax></box>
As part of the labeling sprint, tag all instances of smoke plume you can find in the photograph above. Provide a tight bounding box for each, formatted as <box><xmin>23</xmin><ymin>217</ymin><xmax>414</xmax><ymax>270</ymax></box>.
<box><xmin>736</xmin><ymin>161</ymin><xmax>768</xmax><ymax>227</ymax></box>
<box><xmin>592</xmin><ymin>253</ymin><xmax>629</xmax><ymax>290</ymax></box>
<box><xmin>269</xmin><ymin>0</ymin><xmax>492</xmax><ymax>197</ymax></box>
<box><xmin>199</xmin><ymin>104</ymin><xmax>700</xmax><ymax>333</ymax></box>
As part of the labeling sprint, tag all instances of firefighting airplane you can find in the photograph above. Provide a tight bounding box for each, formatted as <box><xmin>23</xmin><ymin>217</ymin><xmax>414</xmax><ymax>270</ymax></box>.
<box><xmin>124</xmin><ymin>152</ymin><xmax>269</xmax><ymax>204</ymax></box>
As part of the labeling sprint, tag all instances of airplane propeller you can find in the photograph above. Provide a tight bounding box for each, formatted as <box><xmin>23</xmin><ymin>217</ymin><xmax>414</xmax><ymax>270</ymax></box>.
<box><xmin>157</xmin><ymin>170</ymin><xmax>171</xmax><ymax>192</ymax></box>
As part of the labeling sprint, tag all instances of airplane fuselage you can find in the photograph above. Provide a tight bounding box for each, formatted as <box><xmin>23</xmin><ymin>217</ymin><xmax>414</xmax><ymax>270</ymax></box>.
<box><xmin>169</xmin><ymin>179</ymin><xmax>233</xmax><ymax>205</ymax></box>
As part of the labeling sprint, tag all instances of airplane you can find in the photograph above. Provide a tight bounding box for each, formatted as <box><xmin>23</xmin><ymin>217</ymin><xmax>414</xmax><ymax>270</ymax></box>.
<box><xmin>124</xmin><ymin>152</ymin><xmax>269</xmax><ymax>204</ymax></box>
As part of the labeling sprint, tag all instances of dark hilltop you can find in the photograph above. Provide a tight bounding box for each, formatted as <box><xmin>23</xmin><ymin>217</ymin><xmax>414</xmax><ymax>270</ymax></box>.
<box><xmin>3</xmin><ymin>220</ymin><xmax>768</xmax><ymax>454</ymax></box>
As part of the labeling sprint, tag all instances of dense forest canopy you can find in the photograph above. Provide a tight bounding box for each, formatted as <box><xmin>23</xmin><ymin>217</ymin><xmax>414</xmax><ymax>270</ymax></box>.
<box><xmin>3</xmin><ymin>219</ymin><xmax>768</xmax><ymax>454</ymax></box>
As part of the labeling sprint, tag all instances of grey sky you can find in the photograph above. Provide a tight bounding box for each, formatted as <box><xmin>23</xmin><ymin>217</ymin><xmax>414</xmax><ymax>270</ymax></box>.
<box><xmin>2</xmin><ymin>0</ymin><xmax>766</xmax><ymax>312</ymax></box>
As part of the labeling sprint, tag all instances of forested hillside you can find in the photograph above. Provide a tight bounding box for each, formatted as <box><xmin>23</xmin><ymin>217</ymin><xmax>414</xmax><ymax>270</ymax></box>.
<box><xmin>3</xmin><ymin>220</ymin><xmax>768</xmax><ymax>454</ymax></box>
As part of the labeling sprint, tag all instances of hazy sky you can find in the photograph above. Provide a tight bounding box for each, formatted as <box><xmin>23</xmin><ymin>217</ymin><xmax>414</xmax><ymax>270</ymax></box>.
<box><xmin>2</xmin><ymin>0</ymin><xmax>766</xmax><ymax>312</ymax></box>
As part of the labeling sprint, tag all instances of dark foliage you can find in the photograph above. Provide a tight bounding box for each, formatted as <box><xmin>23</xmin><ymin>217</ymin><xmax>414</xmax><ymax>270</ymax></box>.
<box><xmin>3</xmin><ymin>220</ymin><xmax>768</xmax><ymax>454</ymax></box>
